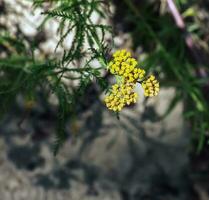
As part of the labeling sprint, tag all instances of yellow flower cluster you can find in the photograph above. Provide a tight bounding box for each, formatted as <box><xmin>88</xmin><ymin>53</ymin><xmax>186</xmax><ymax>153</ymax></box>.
<box><xmin>108</xmin><ymin>49</ymin><xmax>145</xmax><ymax>83</ymax></box>
<box><xmin>142</xmin><ymin>75</ymin><xmax>160</xmax><ymax>97</ymax></box>
<box><xmin>104</xmin><ymin>49</ymin><xmax>160</xmax><ymax>112</ymax></box>
<box><xmin>104</xmin><ymin>83</ymin><xmax>137</xmax><ymax>112</ymax></box>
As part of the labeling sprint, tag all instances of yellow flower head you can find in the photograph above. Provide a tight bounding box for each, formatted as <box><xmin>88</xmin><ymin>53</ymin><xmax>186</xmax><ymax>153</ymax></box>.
<box><xmin>108</xmin><ymin>49</ymin><xmax>145</xmax><ymax>83</ymax></box>
<box><xmin>142</xmin><ymin>75</ymin><xmax>160</xmax><ymax>97</ymax></box>
<box><xmin>104</xmin><ymin>82</ymin><xmax>138</xmax><ymax>112</ymax></box>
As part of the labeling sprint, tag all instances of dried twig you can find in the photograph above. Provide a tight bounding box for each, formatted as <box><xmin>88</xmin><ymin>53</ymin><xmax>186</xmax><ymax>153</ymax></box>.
<box><xmin>167</xmin><ymin>0</ymin><xmax>185</xmax><ymax>28</ymax></box>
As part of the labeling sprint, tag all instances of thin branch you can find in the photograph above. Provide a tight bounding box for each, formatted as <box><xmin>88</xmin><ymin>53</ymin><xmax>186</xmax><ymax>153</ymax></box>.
<box><xmin>167</xmin><ymin>0</ymin><xmax>185</xmax><ymax>29</ymax></box>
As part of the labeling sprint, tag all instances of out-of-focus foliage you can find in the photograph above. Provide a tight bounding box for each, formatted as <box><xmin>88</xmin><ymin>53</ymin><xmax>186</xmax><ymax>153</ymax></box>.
<box><xmin>112</xmin><ymin>0</ymin><xmax>209</xmax><ymax>152</ymax></box>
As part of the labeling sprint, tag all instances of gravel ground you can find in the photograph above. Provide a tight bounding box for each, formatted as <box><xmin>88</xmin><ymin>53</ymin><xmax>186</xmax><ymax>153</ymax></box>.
<box><xmin>0</xmin><ymin>87</ymin><xmax>193</xmax><ymax>200</ymax></box>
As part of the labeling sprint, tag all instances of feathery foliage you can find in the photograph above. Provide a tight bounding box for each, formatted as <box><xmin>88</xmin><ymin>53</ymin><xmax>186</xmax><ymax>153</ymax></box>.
<box><xmin>0</xmin><ymin>0</ymin><xmax>112</xmax><ymax>154</ymax></box>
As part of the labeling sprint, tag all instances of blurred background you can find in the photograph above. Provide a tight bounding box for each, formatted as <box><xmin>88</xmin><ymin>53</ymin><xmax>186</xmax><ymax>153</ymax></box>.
<box><xmin>0</xmin><ymin>0</ymin><xmax>209</xmax><ymax>199</ymax></box>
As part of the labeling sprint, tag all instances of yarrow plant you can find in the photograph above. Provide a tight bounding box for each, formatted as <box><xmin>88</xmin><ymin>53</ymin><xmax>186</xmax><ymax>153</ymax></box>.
<box><xmin>104</xmin><ymin>49</ymin><xmax>160</xmax><ymax>112</ymax></box>
<box><xmin>1</xmin><ymin>0</ymin><xmax>208</xmax><ymax>154</ymax></box>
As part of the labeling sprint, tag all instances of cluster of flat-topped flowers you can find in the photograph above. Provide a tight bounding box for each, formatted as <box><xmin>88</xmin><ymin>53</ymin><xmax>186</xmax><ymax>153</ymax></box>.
<box><xmin>104</xmin><ymin>49</ymin><xmax>160</xmax><ymax>112</ymax></box>
<box><xmin>104</xmin><ymin>83</ymin><xmax>137</xmax><ymax>112</ymax></box>
<box><xmin>142</xmin><ymin>75</ymin><xmax>159</xmax><ymax>97</ymax></box>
